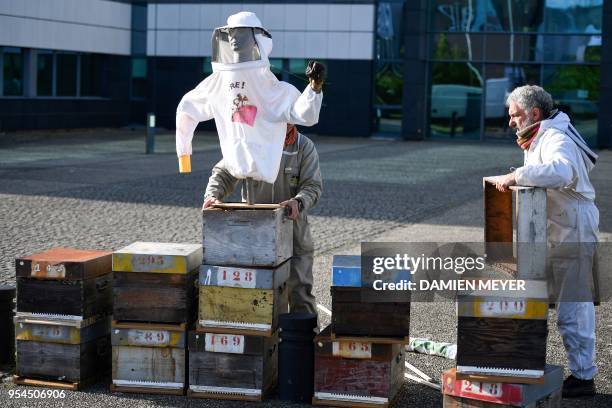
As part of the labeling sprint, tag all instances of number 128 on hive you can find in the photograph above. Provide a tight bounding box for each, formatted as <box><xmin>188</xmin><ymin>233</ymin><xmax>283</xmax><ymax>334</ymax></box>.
<box><xmin>216</xmin><ymin>267</ymin><xmax>257</xmax><ymax>288</ymax></box>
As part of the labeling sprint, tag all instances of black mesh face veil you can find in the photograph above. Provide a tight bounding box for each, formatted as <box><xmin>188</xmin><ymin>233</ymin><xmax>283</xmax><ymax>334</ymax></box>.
<box><xmin>212</xmin><ymin>27</ymin><xmax>272</xmax><ymax>64</ymax></box>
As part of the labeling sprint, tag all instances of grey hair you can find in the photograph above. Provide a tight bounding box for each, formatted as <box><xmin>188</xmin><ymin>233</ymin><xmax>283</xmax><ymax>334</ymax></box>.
<box><xmin>506</xmin><ymin>85</ymin><xmax>553</xmax><ymax>118</ymax></box>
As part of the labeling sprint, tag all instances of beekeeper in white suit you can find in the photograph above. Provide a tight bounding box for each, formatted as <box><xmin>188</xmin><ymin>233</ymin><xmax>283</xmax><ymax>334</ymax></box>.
<box><xmin>492</xmin><ymin>85</ymin><xmax>599</xmax><ymax>398</ymax></box>
<box><xmin>175</xmin><ymin>11</ymin><xmax>324</xmax><ymax>181</ymax></box>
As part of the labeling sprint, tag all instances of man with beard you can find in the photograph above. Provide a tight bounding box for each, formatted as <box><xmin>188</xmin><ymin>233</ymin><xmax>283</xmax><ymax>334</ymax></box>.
<box><xmin>492</xmin><ymin>85</ymin><xmax>599</xmax><ymax>398</ymax></box>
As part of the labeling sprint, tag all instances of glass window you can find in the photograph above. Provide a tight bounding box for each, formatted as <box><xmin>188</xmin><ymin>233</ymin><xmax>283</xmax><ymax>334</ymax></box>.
<box><xmin>56</xmin><ymin>53</ymin><xmax>77</xmax><ymax>96</ymax></box>
<box><xmin>37</xmin><ymin>51</ymin><xmax>53</xmax><ymax>96</ymax></box>
<box><xmin>3</xmin><ymin>48</ymin><xmax>23</xmax><ymax>96</ymax></box>
<box><xmin>543</xmin><ymin>64</ymin><xmax>599</xmax><ymax>145</ymax></box>
<box><xmin>376</xmin><ymin>2</ymin><xmax>405</xmax><ymax>59</ymax></box>
<box><xmin>131</xmin><ymin>57</ymin><xmax>147</xmax><ymax>99</ymax></box>
<box><xmin>430</xmin><ymin>0</ymin><xmax>486</xmax><ymax>32</ymax></box>
<box><xmin>288</xmin><ymin>59</ymin><xmax>309</xmax><ymax>89</ymax></box>
<box><xmin>483</xmin><ymin>64</ymin><xmax>540</xmax><ymax>140</ymax></box>
<box><xmin>81</xmin><ymin>54</ymin><xmax>101</xmax><ymax>97</ymax></box>
<box><xmin>430</xmin><ymin>62</ymin><xmax>483</xmax><ymax>139</ymax></box>
<box><xmin>375</xmin><ymin>107</ymin><xmax>402</xmax><ymax>134</ymax></box>
<box><xmin>269</xmin><ymin>58</ymin><xmax>283</xmax><ymax>80</ymax></box>
<box><xmin>544</xmin><ymin>0</ymin><xmax>603</xmax><ymax>33</ymax></box>
<box><xmin>540</xmin><ymin>34</ymin><xmax>601</xmax><ymax>62</ymax></box>
<box><xmin>202</xmin><ymin>56</ymin><xmax>213</xmax><ymax>75</ymax></box>
<box><xmin>430</xmin><ymin>33</ymin><xmax>484</xmax><ymax>61</ymax></box>
<box><xmin>485</xmin><ymin>34</ymin><xmax>539</xmax><ymax>62</ymax></box>
<box><xmin>375</xmin><ymin>62</ymin><xmax>403</xmax><ymax>106</ymax></box>
<box><xmin>486</xmin><ymin>0</ymin><xmax>544</xmax><ymax>32</ymax></box>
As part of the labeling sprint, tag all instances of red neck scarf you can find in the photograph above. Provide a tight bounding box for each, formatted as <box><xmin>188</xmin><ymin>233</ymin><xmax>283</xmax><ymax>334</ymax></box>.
<box><xmin>284</xmin><ymin>125</ymin><xmax>297</xmax><ymax>147</ymax></box>
<box><xmin>516</xmin><ymin>122</ymin><xmax>541</xmax><ymax>150</ymax></box>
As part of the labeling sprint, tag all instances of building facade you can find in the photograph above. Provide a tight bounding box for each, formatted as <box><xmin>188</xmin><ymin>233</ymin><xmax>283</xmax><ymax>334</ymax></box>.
<box><xmin>0</xmin><ymin>0</ymin><xmax>610</xmax><ymax>147</ymax></box>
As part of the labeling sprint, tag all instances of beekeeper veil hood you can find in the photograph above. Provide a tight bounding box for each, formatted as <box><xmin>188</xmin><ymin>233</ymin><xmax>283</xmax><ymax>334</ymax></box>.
<box><xmin>212</xmin><ymin>12</ymin><xmax>273</xmax><ymax>65</ymax></box>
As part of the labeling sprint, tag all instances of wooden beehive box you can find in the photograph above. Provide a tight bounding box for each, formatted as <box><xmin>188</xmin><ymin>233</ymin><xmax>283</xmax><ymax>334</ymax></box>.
<box><xmin>313</xmin><ymin>326</ymin><xmax>404</xmax><ymax>408</ymax></box>
<box><xmin>112</xmin><ymin>242</ymin><xmax>201</xmax><ymax>324</ymax></box>
<box><xmin>188</xmin><ymin>329</ymin><xmax>278</xmax><ymax>401</ymax></box>
<box><xmin>110</xmin><ymin>321</ymin><xmax>187</xmax><ymax>395</ymax></box>
<box><xmin>14</xmin><ymin>314</ymin><xmax>111</xmax><ymax>389</ymax></box>
<box><xmin>456</xmin><ymin>280</ymin><xmax>548</xmax><ymax>383</ymax></box>
<box><xmin>331</xmin><ymin>255</ymin><xmax>410</xmax><ymax>340</ymax></box>
<box><xmin>197</xmin><ymin>261</ymin><xmax>290</xmax><ymax>335</ymax></box>
<box><xmin>15</xmin><ymin>248</ymin><xmax>113</xmax><ymax>319</ymax></box>
<box><xmin>331</xmin><ymin>287</ymin><xmax>410</xmax><ymax>340</ymax></box>
<box><xmin>442</xmin><ymin>365</ymin><xmax>562</xmax><ymax>408</ymax></box>
<box><xmin>483</xmin><ymin>179</ymin><xmax>547</xmax><ymax>280</ymax></box>
<box><xmin>202</xmin><ymin>204</ymin><xmax>292</xmax><ymax>267</ymax></box>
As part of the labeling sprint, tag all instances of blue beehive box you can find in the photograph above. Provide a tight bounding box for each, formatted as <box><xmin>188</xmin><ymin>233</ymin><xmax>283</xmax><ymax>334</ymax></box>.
<box><xmin>332</xmin><ymin>256</ymin><xmax>362</xmax><ymax>287</ymax></box>
<box><xmin>332</xmin><ymin>255</ymin><xmax>412</xmax><ymax>287</ymax></box>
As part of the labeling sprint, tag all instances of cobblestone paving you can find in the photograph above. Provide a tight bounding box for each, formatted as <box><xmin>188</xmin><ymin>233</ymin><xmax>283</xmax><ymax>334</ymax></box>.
<box><xmin>0</xmin><ymin>130</ymin><xmax>611</xmax><ymax>407</ymax></box>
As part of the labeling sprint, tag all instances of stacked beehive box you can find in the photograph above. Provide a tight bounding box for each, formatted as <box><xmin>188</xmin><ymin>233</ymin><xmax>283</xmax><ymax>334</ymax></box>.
<box><xmin>442</xmin><ymin>365</ymin><xmax>562</xmax><ymax>408</ymax></box>
<box><xmin>110</xmin><ymin>242</ymin><xmax>201</xmax><ymax>395</ymax></box>
<box><xmin>13</xmin><ymin>248</ymin><xmax>113</xmax><ymax>390</ymax></box>
<box><xmin>448</xmin><ymin>180</ymin><xmax>554</xmax><ymax>406</ymax></box>
<box><xmin>456</xmin><ymin>181</ymin><xmax>549</xmax><ymax>381</ymax></box>
<box><xmin>313</xmin><ymin>255</ymin><xmax>409</xmax><ymax>407</ymax></box>
<box><xmin>188</xmin><ymin>204</ymin><xmax>291</xmax><ymax>401</ymax></box>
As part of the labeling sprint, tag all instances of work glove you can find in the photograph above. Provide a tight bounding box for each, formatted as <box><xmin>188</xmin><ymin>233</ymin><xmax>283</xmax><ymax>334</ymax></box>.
<box><xmin>306</xmin><ymin>60</ymin><xmax>326</xmax><ymax>93</ymax></box>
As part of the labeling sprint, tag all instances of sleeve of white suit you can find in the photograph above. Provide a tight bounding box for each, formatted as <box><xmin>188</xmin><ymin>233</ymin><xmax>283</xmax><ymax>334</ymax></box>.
<box><xmin>287</xmin><ymin>86</ymin><xmax>323</xmax><ymax>127</ymax></box>
<box><xmin>515</xmin><ymin>132</ymin><xmax>577</xmax><ymax>189</ymax></box>
<box><xmin>175</xmin><ymin>81</ymin><xmax>215</xmax><ymax>157</ymax></box>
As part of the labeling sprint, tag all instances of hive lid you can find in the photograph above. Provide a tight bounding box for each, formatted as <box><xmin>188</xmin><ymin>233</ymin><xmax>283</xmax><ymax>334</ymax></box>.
<box><xmin>279</xmin><ymin>312</ymin><xmax>317</xmax><ymax>332</ymax></box>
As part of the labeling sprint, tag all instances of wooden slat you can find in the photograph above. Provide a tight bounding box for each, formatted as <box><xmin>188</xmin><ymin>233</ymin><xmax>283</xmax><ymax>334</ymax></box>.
<box><xmin>454</xmin><ymin>371</ymin><xmax>545</xmax><ymax>385</ymax></box>
<box><xmin>189</xmin><ymin>352</ymin><xmax>264</xmax><ymax>390</ymax></box>
<box><xmin>15</xmin><ymin>248</ymin><xmax>112</xmax><ymax>281</ymax></box>
<box><xmin>329</xmin><ymin>333</ymin><xmax>409</xmax><ymax>345</ymax></box>
<box><xmin>189</xmin><ymin>332</ymin><xmax>277</xmax><ymax>393</ymax></box>
<box><xmin>331</xmin><ymin>287</ymin><xmax>410</xmax><ymax>338</ymax></box>
<box><xmin>112</xmin><ymin>242</ymin><xmax>202</xmax><ymax>274</ymax></box>
<box><xmin>110</xmin><ymin>384</ymin><xmax>185</xmax><ymax>396</ymax></box>
<box><xmin>15</xmin><ymin>316</ymin><xmax>111</xmax><ymax>345</ymax></box>
<box><xmin>202</xmin><ymin>207</ymin><xmax>292</xmax><ymax>267</ymax></box>
<box><xmin>111</xmin><ymin>326</ymin><xmax>186</xmax><ymax>348</ymax></box>
<box><xmin>198</xmin><ymin>260</ymin><xmax>290</xmax><ymax>290</ymax></box>
<box><xmin>113</xmin><ymin>271</ymin><xmax>196</xmax><ymax>324</ymax></box>
<box><xmin>212</xmin><ymin>203</ymin><xmax>283</xmax><ymax>210</ymax></box>
<box><xmin>199</xmin><ymin>286</ymin><xmax>274</xmax><ymax>326</ymax></box>
<box><xmin>17</xmin><ymin>274</ymin><xmax>112</xmax><ymax>319</ymax></box>
<box><xmin>457</xmin><ymin>317</ymin><xmax>547</xmax><ymax>372</ymax></box>
<box><xmin>16</xmin><ymin>336</ymin><xmax>111</xmax><ymax>383</ymax></box>
<box><xmin>312</xmin><ymin>395</ymin><xmax>389</xmax><ymax>408</ymax></box>
<box><xmin>456</xmin><ymin>297</ymin><xmax>548</xmax><ymax>320</ymax></box>
<box><xmin>111</xmin><ymin>321</ymin><xmax>187</xmax><ymax>330</ymax></box>
<box><xmin>195</xmin><ymin>324</ymin><xmax>273</xmax><ymax>337</ymax></box>
<box><xmin>442</xmin><ymin>388</ymin><xmax>561</xmax><ymax>408</ymax></box>
<box><xmin>13</xmin><ymin>376</ymin><xmax>79</xmax><ymax>391</ymax></box>
<box><xmin>187</xmin><ymin>388</ymin><xmax>263</xmax><ymax>401</ymax></box>
<box><xmin>483</xmin><ymin>180</ymin><xmax>513</xmax><ymax>263</ymax></box>
<box><xmin>112</xmin><ymin>346</ymin><xmax>185</xmax><ymax>384</ymax></box>
<box><xmin>443</xmin><ymin>366</ymin><xmax>563</xmax><ymax>403</ymax></box>
<box><xmin>314</xmin><ymin>355</ymin><xmax>394</xmax><ymax>398</ymax></box>
<box><xmin>515</xmin><ymin>187</ymin><xmax>547</xmax><ymax>280</ymax></box>
<box><xmin>188</xmin><ymin>330</ymin><xmax>267</xmax><ymax>355</ymax></box>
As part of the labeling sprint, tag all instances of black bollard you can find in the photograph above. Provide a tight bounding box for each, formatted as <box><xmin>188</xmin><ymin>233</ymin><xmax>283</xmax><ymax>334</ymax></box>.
<box><xmin>0</xmin><ymin>285</ymin><xmax>16</xmax><ymax>365</ymax></box>
<box><xmin>278</xmin><ymin>312</ymin><xmax>317</xmax><ymax>403</ymax></box>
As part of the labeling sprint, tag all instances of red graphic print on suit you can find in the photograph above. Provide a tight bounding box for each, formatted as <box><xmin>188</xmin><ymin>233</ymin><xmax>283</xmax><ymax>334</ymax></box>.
<box><xmin>231</xmin><ymin>93</ymin><xmax>258</xmax><ymax>127</ymax></box>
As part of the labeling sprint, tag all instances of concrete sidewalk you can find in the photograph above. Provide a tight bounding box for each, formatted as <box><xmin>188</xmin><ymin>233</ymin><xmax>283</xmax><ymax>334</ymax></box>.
<box><xmin>0</xmin><ymin>129</ymin><xmax>610</xmax><ymax>407</ymax></box>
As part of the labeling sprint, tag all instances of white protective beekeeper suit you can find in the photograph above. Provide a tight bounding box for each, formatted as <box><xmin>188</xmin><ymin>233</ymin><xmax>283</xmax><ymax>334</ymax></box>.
<box><xmin>175</xmin><ymin>12</ymin><xmax>323</xmax><ymax>183</ymax></box>
<box><xmin>514</xmin><ymin>110</ymin><xmax>599</xmax><ymax>380</ymax></box>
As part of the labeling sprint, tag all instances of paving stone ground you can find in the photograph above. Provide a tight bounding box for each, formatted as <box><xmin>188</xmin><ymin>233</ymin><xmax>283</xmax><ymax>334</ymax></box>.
<box><xmin>0</xmin><ymin>129</ymin><xmax>611</xmax><ymax>407</ymax></box>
